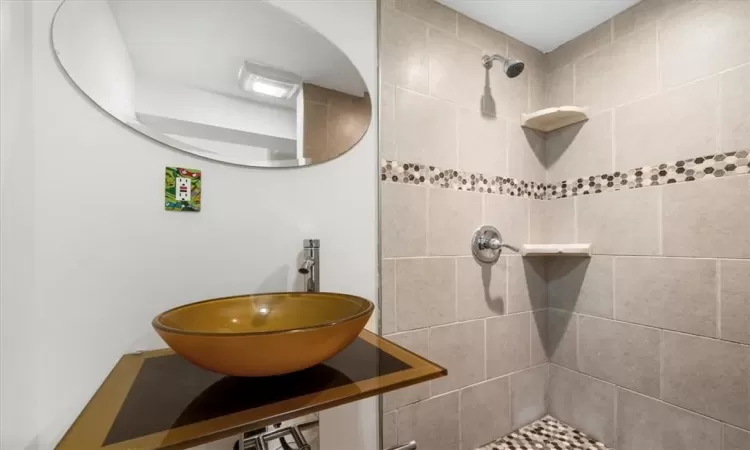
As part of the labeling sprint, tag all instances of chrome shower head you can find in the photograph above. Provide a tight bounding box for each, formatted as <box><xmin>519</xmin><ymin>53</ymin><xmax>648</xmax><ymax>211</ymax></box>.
<box><xmin>482</xmin><ymin>54</ymin><xmax>525</xmax><ymax>78</ymax></box>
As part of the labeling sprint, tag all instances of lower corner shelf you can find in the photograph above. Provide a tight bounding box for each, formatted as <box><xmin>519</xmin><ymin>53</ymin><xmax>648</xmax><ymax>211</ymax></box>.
<box><xmin>521</xmin><ymin>244</ymin><xmax>592</xmax><ymax>257</ymax></box>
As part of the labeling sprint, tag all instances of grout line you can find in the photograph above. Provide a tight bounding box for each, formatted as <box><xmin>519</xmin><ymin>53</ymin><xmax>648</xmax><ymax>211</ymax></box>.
<box><xmin>529</xmin><ymin>311</ymin><xmax>533</xmax><ymax>367</ymax></box>
<box><xmin>571</xmin><ymin>312</ymin><xmax>581</xmax><ymax>370</ymax></box>
<box><xmin>613</xmin><ymin>385</ymin><xmax>619</xmax><ymax>448</ymax></box>
<box><xmin>656</xmin><ymin>18</ymin><xmax>662</xmax><ymax>93</ymax></box>
<box><xmin>454</xmin><ymin>258</ymin><xmax>459</xmax><ymax>322</ymax></box>
<box><xmin>394</xmin><ymin>260</ymin><xmax>399</xmax><ymax>333</ymax></box>
<box><xmin>425</xmin><ymin>187</ymin><xmax>431</xmax><ymax>256</ymax></box>
<box><xmin>484</xmin><ymin>318</ymin><xmax>488</xmax><ymax>380</ymax></box>
<box><xmin>572</xmin><ymin>197</ymin><xmax>578</xmax><ymax>242</ymax></box>
<box><xmin>659</xmin><ymin>328</ymin><xmax>665</xmax><ymax>399</ymax></box>
<box><xmin>611</xmin><ymin>257</ymin><xmax>617</xmax><ymax>319</ymax></box>
<box><xmin>657</xmin><ymin>188</ymin><xmax>664</xmax><ymax>256</ymax></box>
<box><xmin>717</xmin><ymin>69</ymin><xmax>723</xmax><ymax>151</ymax></box>
<box><xmin>611</xmin><ymin>108</ymin><xmax>617</xmax><ymax>173</ymax></box>
<box><xmin>716</xmin><ymin>260</ymin><xmax>722</xmax><ymax>339</ymax></box>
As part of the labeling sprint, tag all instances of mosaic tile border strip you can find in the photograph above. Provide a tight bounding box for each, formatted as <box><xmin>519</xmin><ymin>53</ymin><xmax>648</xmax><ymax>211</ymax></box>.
<box><xmin>381</xmin><ymin>150</ymin><xmax>750</xmax><ymax>200</ymax></box>
<box><xmin>380</xmin><ymin>161</ymin><xmax>548</xmax><ymax>199</ymax></box>
<box><xmin>547</xmin><ymin>150</ymin><xmax>750</xmax><ymax>199</ymax></box>
<box><xmin>479</xmin><ymin>416</ymin><xmax>612</xmax><ymax>450</ymax></box>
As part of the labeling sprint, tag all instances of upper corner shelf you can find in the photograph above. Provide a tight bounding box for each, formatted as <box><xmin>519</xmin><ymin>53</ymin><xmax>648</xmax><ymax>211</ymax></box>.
<box><xmin>521</xmin><ymin>244</ymin><xmax>592</xmax><ymax>257</ymax></box>
<box><xmin>521</xmin><ymin>106</ymin><xmax>589</xmax><ymax>133</ymax></box>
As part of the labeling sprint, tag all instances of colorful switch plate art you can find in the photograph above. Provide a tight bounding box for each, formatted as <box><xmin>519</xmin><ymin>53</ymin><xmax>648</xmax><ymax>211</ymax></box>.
<box><xmin>165</xmin><ymin>167</ymin><xmax>201</xmax><ymax>212</ymax></box>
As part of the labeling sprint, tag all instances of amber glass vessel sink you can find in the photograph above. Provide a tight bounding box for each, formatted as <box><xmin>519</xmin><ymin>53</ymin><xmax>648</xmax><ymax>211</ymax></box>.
<box><xmin>153</xmin><ymin>292</ymin><xmax>374</xmax><ymax>377</ymax></box>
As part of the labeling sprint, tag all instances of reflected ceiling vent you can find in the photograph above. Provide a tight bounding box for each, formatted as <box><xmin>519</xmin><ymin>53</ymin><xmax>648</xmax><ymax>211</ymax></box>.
<box><xmin>238</xmin><ymin>61</ymin><xmax>301</xmax><ymax>99</ymax></box>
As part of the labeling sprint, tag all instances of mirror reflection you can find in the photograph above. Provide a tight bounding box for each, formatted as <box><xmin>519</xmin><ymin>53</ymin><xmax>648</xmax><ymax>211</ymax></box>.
<box><xmin>52</xmin><ymin>0</ymin><xmax>372</xmax><ymax>167</ymax></box>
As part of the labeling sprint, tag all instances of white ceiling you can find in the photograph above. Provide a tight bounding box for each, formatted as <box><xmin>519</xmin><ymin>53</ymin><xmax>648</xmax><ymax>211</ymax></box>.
<box><xmin>107</xmin><ymin>0</ymin><xmax>367</xmax><ymax>105</ymax></box>
<box><xmin>437</xmin><ymin>0</ymin><xmax>641</xmax><ymax>53</ymax></box>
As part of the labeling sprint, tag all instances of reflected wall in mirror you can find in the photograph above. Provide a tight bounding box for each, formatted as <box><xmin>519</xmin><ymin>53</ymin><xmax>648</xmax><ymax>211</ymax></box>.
<box><xmin>52</xmin><ymin>0</ymin><xmax>372</xmax><ymax>168</ymax></box>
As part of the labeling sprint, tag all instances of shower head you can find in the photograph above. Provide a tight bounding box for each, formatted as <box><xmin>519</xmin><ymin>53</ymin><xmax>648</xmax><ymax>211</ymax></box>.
<box><xmin>482</xmin><ymin>54</ymin><xmax>525</xmax><ymax>78</ymax></box>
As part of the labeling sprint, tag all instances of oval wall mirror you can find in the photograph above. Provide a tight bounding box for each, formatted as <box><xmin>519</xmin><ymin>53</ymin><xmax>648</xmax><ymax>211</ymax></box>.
<box><xmin>52</xmin><ymin>0</ymin><xmax>372</xmax><ymax>168</ymax></box>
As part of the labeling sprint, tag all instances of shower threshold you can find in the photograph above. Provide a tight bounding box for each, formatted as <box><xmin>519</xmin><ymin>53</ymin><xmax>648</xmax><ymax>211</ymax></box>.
<box><xmin>479</xmin><ymin>416</ymin><xmax>612</xmax><ymax>450</ymax></box>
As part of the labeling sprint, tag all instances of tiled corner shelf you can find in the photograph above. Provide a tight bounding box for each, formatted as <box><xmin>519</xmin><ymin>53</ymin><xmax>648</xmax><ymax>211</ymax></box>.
<box><xmin>55</xmin><ymin>330</ymin><xmax>446</xmax><ymax>450</ymax></box>
<box><xmin>521</xmin><ymin>244</ymin><xmax>592</xmax><ymax>257</ymax></box>
<box><xmin>521</xmin><ymin>106</ymin><xmax>589</xmax><ymax>133</ymax></box>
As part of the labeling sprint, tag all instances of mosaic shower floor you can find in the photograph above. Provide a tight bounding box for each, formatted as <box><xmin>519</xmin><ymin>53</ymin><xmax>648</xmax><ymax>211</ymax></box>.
<box><xmin>479</xmin><ymin>416</ymin><xmax>612</xmax><ymax>450</ymax></box>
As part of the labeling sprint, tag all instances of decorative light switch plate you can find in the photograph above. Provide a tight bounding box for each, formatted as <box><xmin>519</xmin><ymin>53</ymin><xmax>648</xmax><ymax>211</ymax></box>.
<box><xmin>165</xmin><ymin>167</ymin><xmax>201</xmax><ymax>212</ymax></box>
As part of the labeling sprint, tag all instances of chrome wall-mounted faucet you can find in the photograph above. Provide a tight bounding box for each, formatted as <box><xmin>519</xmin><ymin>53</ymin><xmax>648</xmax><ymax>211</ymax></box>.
<box><xmin>471</xmin><ymin>225</ymin><xmax>518</xmax><ymax>264</ymax></box>
<box><xmin>298</xmin><ymin>239</ymin><xmax>320</xmax><ymax>292</ymax></box>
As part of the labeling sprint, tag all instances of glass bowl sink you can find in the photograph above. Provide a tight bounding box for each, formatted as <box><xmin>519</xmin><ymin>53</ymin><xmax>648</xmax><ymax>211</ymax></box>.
<box><xmin>152</xmin><ymin>292</ymin><xmax>374</xmax><ymax>377</ymax></box>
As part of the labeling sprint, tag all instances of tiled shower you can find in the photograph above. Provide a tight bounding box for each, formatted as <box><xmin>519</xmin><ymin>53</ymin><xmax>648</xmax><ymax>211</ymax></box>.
<box><xmin>379</xmin><ymin>0</ymin><xmax>750</xmax><ymax>449</ymax></box>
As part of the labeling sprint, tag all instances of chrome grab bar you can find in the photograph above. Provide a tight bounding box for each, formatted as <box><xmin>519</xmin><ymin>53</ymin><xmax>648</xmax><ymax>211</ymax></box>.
<box><xmin>385</xmin><ymin>441</ymin><xmax>417</xmax><ymax>450</ymax></box>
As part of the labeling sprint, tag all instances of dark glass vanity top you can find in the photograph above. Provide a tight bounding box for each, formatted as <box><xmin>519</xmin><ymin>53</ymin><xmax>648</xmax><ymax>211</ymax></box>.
<box><xmin>55</xmin><ymin>330</ymin><xmax>446</xmax><ymax>450</ymax></box>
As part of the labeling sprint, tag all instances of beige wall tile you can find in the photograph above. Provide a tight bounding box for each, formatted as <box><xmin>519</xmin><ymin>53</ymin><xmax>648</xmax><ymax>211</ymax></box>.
<box><xmin>548</xmin><ymin>364</ymin><xmax>616</xmax><ymax>446</ymax></box>
<box><xmin>663</xmin><ymin>176</ymin><xmax>750</xmax><ymax>258</ymax></box>
<box><xmin>577</xmin><ymin>187</ymin><xmax>660</xmax><ymax>256</ymax></box>
<box><xmin>428</xmin><ymin>189</ymin><xmax>481</xmax><ymax>256</ymax></box>
<box><xmin>429</xmin><ymin>320</ymin><xmax>485</xmax><ymax>395</ymax></box>
<box><xmin>380</xmin><ymin>83</ymin><xmax>397</xmax><ymax>161</ymax></box>
<box><xmin>383</xmin><ymin>411</ymin><xmax>397</xmax><ymax>450</ymax></box>
<box><xmin>614</xmin><ymin>0</ymin><xmax>689</xmax><ymax>40</ymax></box>
<box><xmin>395</xmin><ymin>258</ymin><xmax>456</xmax><ymax>331</ymax></box>
<box><xmin>456</xmin><ymin>15</ymin><xmax>507</xmax><ymax>55</ymax></box>
<box><xmin>724</xmin><ymin>425</ymin><xmax>750</xmax><ymax>450</ymax></box>
<box><xmin>616</xmin><ymin>388</ymin><xmax>722</xmax><ymax>450</ymax></box>
<box><xmin>573</xmin><ymin>46</ymin><xmax>612</xmax><ymax>115</ymax></box>
<box><xmin>395</xmin><ymin>87</ymin><xmax>457</xmax><ymax>167</ymax></box>
<box><xmin>660</xmin><ymin>0</ymin><xmax>750</xmax><ymax>89</ymax></box>
<box><xmin>394</xmin><ymin>0</ymin><xmax>456</xmax><ymax>34</ymax></box>
<box><xmin>529</xmin><ymin>198</ymin><xmax>575</xmax><ymax>244</ymax></box>
<box><xmin>398</xmin><ymin>392</ymin><xmax>459</xmax><ymax>450</ymax></box>
<box><xmin>458</xmin><ymin>108</ymin><xmax>507</xmax><ymax>176</ymax></box>
<box><xmin>662</xmin><ymin>331</ymin><xmax>750</xmax><ymax>430</ymax></box>
<box><xmin>381</xmin><ymin>6</ymin><xmax>429</xmax><ymax>94</ymax></box>
<box><xmin>608</xmin><ymin>23</ymin><xmax>658</xmax><ymax>108</ymax></box>
<box><xmin>720</xmin><ymin>63</ymin><xmax>750</xmax><ymax>152</ymax></box>
<box><xmin>508</xmin><ymin>126</ymin><xmax>546</xmax><ymax>183</ymax></box>
<box><xmin>547</xmin><ymin>256</ymin><xmax>614</xmax><ymax>318</ymax></box>
<box><xmin>510</xmin><ymin>364</ymin><xmax>548</xmax><ymax>430</ymax></box>
<box><xmin>382</xmin><ymin>259</ymin><xmax>396</xmax><ymax>335</ymax></box>
<box><xmin>615</xmin><ymin>257</ymin><xmax>717</xmax><ymax>337</ymax></box>
<box><xmin>547</xmin><ymin>20</ymin><xmax>612</xmax><ymax>72</ymax></box>
<box><xmin>384</xmin><ymin>329</ymin><xmax>431</xmax><ymax>411</ymax></box>
<box><xmin>546</xmin><ymin>64</ymin><xmax>574</xmax><ymax>108</ymax></box>
<box><xmin>575</xmin><ymin>24</ymin><xmax>657</xmax><ymax>115</ymax></box>
<box><xmin>547</xmin><ymin>309</ymin><xmax>578</xmax><ymax>369</ymax></box>
<box><xmin>381</xmin><ymin>183</ymin><xmax>427</xmax><ymax>258</ymax></box>
<box><xmin>531</xmin><ymin>310</ymin><xmax>548</xmax><ymax>366</ymax></box>
<box><xmin>487</xmin><ymin>313</ymin><xmax>531</xmax><ymax>378</ymax></box>
<box><xmin>546</xmin><ymin>111</ymin><xmax>613</xmax><ymax>181</ymax></box>
<box><xmin>720</xmin><ymin>260</ymin><xmax>750</xmax><ymax>345</ymax></box>
<box><xmin>460</xmin><ymin>376</ymin><xmax>512</xmax><ymax>450</ymax></box>
<box><xmin>578</xmin><ymin>316</ymin><xmax>661</xmax><ymax>397</ymax></box>
<box><xmin>428</xmin><ymin>28</ymin><xmax>484</xmax><ymax>110</ymax></box>
<box><xmin>615</xmin><ymin>77</ymin><xmax>719</xmax><ymax>170</ymax></box>
<box><xmin>483</xmin><ymin>195</ymin><xmax>529</xmax><ymax>252</ymax></box>
<box><xmin>507</xmin><ymin>256</ymin><xmax>547</xmax><ymax>313</ymax></box>
<box><xmin>456</xmin><ymin>256</ymin><xmax>506</xmax><ymax>320</ymax></box>
<box><xmin>529</xmin><ymin>72</ymin><xmax>546</xmax><ymax>113</ymax></box>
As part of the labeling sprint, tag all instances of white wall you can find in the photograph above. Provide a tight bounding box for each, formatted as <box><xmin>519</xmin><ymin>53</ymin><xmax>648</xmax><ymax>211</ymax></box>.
<box><xmin>0</xmin><ymin>0</ymin><xmax>378</xmax><ymax>449</ymax></box>
<box><xmin>51</xmin><ymin>0</ymin><xmax>136</xmax><ymax>121</ymax></box>
<box><xmin>0</xmin><ymin>1</ymin><xmax>39</xmax><ymax>449</ymax></box>
<box><xmin>135</xmin><ymin>78</ymin><xmax>299</xmax><ymax>140</ymax></box>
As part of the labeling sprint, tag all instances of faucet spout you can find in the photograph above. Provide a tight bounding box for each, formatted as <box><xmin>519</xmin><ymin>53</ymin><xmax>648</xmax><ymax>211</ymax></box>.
<box><xmin>299</xmin><ymin>239</ymin><xmax>320</xmax><ymax>292</ymax></box>
<box><xmin>298</xmin><ymin>258</ymin><xmax>314</xmax><ymax>275</ymax></box>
